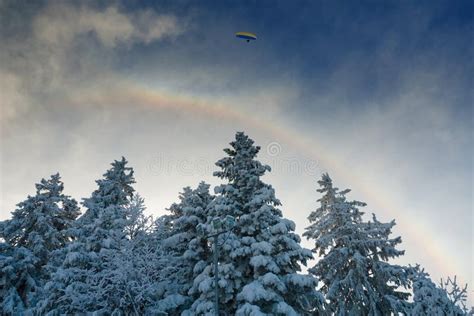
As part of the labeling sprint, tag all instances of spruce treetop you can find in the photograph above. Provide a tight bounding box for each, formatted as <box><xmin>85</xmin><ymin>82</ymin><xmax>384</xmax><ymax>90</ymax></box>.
<box><xmin>189</xmin><ymin>132</ymin><xmax>322</xmax><ymax>315</ymax></box>
<box><xmin>304</xmin><ymin>173</ymin><xmax>411</xmax><ymax>314</ymax></box>
<box><xmin>83</xmin><ymin>157</ymin><xmax>135</xmax><ymax>209</ymax></box>
<box><xmin>1</xmin><ymin>173</ymin><xmax>80</xmax><ymax>254</ymax></box>
<box><xmin>0</xmin><ymin>173</ymin><xmax>80</xmax><ymax>313</ymax></box>
<box><xmin>304</xmin><ymin>173</ymin><xmax>366</xmax><ymax>257</ymax></box>
<box><xmin>214</xmin><ymin>132</ymin><xmax>275</xmax><ymax>204</ymax></box>
<box><xmin>79</xmin><ymin>157</ymin><xmax>135</xmax><ymax>228</ymax></box>
<box><xmin>410</xmin><ymin>266</ymin><xmax>467</xmax><ymax>315</ymax></box>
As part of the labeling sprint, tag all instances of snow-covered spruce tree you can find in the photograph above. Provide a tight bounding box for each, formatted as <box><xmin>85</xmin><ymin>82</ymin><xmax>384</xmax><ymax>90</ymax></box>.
<box><xmin>303</xmin><ymin>173</ymin><xmax>411</xmax><ymax>315</ymax></box>
<box><xmin>0</xmin><ymin>242</ymin><xmax>40</xmax><ymax>315</ymax></box>
<box><xmin>189</xmin><ymin>132</ymin><xmax>323</xmax><ymax>315</ymax></box>
<box><xmin>440</xmin><ymin>275</ymin><xmax>471</xmax><ymax>314</ymax></box>
<box><xmin>151</xmin><ymin>182</ymin><xmax>215</xmax><ymax>314</ymax></box>
<box><xmin>90</xmin><ymin>193</ymin><xmax>164</xmax><ymax>315</ymax></box>
<box><xmin>409</xmin><ymin>266</ymin><xmax>467</xmax><ymax>315</ymax></box>
<box><xmin>39</xmin><ymin>157</ymin><xmax>136</xmax><ymax>315</ymax></box>
<box><xmin>87</xmin><ymin>184</ymin><xmax>213</xmax><ymax>316</ymax></box>
<box><xmin>124</xmin><ymin>194</ymin><xmax>153</xmax><ymax>241</ymax></box>
<box><xmin>0</xmin><ymin>173</ymin><xmax>80</xmax><ymax>313</ymax></box>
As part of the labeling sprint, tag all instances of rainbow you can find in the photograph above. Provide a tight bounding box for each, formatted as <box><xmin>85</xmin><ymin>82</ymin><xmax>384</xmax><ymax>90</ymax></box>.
<box><xmin>68</xmin><ymin>81</ymin><xmax>465</xmax><ymax>284</ymax></box>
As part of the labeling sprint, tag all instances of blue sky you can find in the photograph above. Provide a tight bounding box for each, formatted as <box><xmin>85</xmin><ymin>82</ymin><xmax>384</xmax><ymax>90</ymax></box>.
<box><xmin>1</xmin><ymin>0</ymin><xmax>472</xmax><ymax>303</ymax></box>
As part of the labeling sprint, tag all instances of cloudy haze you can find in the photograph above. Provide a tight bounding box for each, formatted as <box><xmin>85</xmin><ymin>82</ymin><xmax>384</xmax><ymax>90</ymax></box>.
<box><xmin>1</xmin><ymin>0</ymin><xmax>472</xmax><ymax>304</ymax></box>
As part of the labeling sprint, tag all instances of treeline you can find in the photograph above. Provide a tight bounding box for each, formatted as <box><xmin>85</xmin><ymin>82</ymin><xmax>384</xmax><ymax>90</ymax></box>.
<box><xmin>0</xmin><ymin>132</ymin><xmax>471</xmax><ymax>315</ymax></box>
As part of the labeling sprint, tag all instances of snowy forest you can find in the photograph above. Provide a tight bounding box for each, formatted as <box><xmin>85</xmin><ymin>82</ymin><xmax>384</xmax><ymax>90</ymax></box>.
<box><xmin>0</xmin><ymin>132</ymin><xmax>471</xmax><ymax>315</ymax></box>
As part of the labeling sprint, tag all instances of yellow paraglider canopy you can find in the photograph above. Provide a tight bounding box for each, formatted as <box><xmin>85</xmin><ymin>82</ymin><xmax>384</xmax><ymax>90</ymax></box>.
<box><xmin>235</xmin><ymin>32</ymin><xmax>257</xmax><ymax>42</ymax></box>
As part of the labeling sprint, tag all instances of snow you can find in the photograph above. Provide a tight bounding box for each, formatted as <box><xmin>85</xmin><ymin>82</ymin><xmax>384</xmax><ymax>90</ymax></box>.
<box><xmin>305</xmin><ymin>173</ymin><xmax>414</xmax><ymax>314</ymax></box>
<box><xmin>189</xmin><ymin>132</ymin><xmax>322</xmax><ymax>314</ymax></box>
<box><xmin>0</xmin><ymin>173</ymin><xmax>80</xmax><ymax>313</ymax></box>
<box><xmin>0</xmin><ymin>135</ymin><xmax>470</xmax><ymax>315</ymax></box>
<box><xmin>238</xmin><ymin>282</ymin><xmax>275</xmax><ymax>302</ymax></box>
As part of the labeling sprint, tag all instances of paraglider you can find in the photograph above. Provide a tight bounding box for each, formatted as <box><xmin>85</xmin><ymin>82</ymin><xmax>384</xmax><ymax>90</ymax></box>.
<box><xmin>235</xmin><ymin>32</ymin><xmax>257</xmax><ymax>42</ymax></box>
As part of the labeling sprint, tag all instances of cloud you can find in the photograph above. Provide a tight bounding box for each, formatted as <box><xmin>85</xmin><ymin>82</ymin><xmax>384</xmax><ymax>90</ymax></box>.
<box><xmin>33</xmin><ymin>2</ymin><xmax>183</xmax><ymax>48</ymax></box>
<box><xmin>0</xmin><ymin>1</ymin><xmax>185</xmax><ymax>127</ymax></box>
<box><xmin>0</xmin><ymin>71</ymin><xmax>30</xmax><ymax>128</ymax></box>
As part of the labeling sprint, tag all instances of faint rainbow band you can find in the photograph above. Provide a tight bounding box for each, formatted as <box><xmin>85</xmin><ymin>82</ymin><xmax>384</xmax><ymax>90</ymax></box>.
<box><xmin>68</xmin><ymin>81</ymin><xmax>463</xmax><ymax>284</ymax></box>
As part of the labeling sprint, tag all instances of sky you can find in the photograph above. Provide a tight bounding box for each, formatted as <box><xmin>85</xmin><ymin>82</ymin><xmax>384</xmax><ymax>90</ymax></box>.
<box><xmin>1</xmin><ymin>0</ymin><xmax>473</xmax><ymax>304</ymax></box>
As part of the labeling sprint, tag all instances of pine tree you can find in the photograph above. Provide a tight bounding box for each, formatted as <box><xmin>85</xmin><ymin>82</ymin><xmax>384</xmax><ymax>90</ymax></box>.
<box><xmin>39</xmin><ymin>157</ymin><xmax>135</xmax><ymax>315</ymax></box>
<box><xmin>124</xmin><ymin>194</ymin><xmax>154</xmax><ymax>241</ymax></box>
<box><xmin>154</xmin><ymin>182</ymin><xmax>214</xmax><ymax>314</ymax></box>
<box><xmin>0</xmin><ymin>242</ymin><xmax>39</xmax><ymax>315</ymax></box>
<box><xmin>410</xmin><ymin>267</ymin><xmax>467</xmax><ymax>315</ymax></box>
<box><xmin>189</xmin><ymin>132</ymin><xmax>323</xmax><ymax>315</ymax></box>
<box><xmin>91</xmin><ymin>183</ymin><xmax>214</xmax><ymax>315</ymax></box>
<box><xmin>304</xmin><ymin>173</ymin><xmax>411</xmax><ymax>315</ymax></box>
<box><xmin>92</xmin><ymin>193</ymin><xmax>160</xmax><ymax>315</ymax></box>
<box><xmin>439</xmin><ymin>276</ymin><xmax>471</xmax><ymax>314</ymax></box>
<box><xmin>0</xmin><ymin>173</ymin><xmax>80</xmax><ymax>313</ymax></box>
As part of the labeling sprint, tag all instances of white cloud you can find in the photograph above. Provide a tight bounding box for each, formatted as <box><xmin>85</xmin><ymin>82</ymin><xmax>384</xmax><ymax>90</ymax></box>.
<box><xmin>0</xmin><ymin>1</ymin><xmax>185</xmax><ymax>127</ymax></box>
<box><xmin>34</xmin><ymin>2</ymin><xmax>183</xmax><ymax>48</ymax></box>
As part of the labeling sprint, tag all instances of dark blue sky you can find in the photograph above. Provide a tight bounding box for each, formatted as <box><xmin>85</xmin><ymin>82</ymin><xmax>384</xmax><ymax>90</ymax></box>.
<box><xmin>110</xmin><ymin>0</ymin><xmax>473</xmax><ymax>130</ymax></box>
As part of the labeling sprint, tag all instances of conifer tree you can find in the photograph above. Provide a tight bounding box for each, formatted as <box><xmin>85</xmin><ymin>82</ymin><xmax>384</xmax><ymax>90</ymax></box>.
<box><xmin>92</xmin><ymin>193</ymin><xmax>160</xmax><ymax>315</ymax></box>
<box><xmin>0</xmin><ymin>242</ymin><xmax>40</xmax><ymax>315</ymax></box>
<box><xmin>124</xmin><ymin>194</ymin><xmax>153</xmax><ymax>241</ymax></box>
<box><xmin>39</xmin><ymin>157</ymin><xmax>135</xmax><ymax>314</ymax></box>
<box><xmin>410</xmin><ymin>267</ymin><xmax>467</xmax><ymax>315</ymax></box>
<box><xmin>440</xmin><ymin>275</ymin><xmax>470</xmax><ymax>314</ymax></box>
<box><xmin>152</xmin><ymin>182</ymin><xmax>214</xmax><ymax>314</ymax></box>
<box><xmin>304</xmin><ymin>173</ymin><xmax>411</xmax><ymax>315</ymax></box>
<box><xmin>189</xmin><ymin>132</ymin><xmax>323</xmax><ymax>315</ymax></box>
<box><xmin>0</xmin><ymin>174</ymin><xmax>80</xmax><ymax>313</ymax></box>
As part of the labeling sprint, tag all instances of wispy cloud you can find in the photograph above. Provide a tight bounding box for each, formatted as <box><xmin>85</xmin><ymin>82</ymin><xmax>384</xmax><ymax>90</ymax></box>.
<box><xmin>0</xmin><ymin>0</ymin><xmax>185</xmax><ymax>128</ymax></box>
<box><xmin>33</xmin><ymin>2</ymin><xmax>183</xmax><ymax>48</ymax></box>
